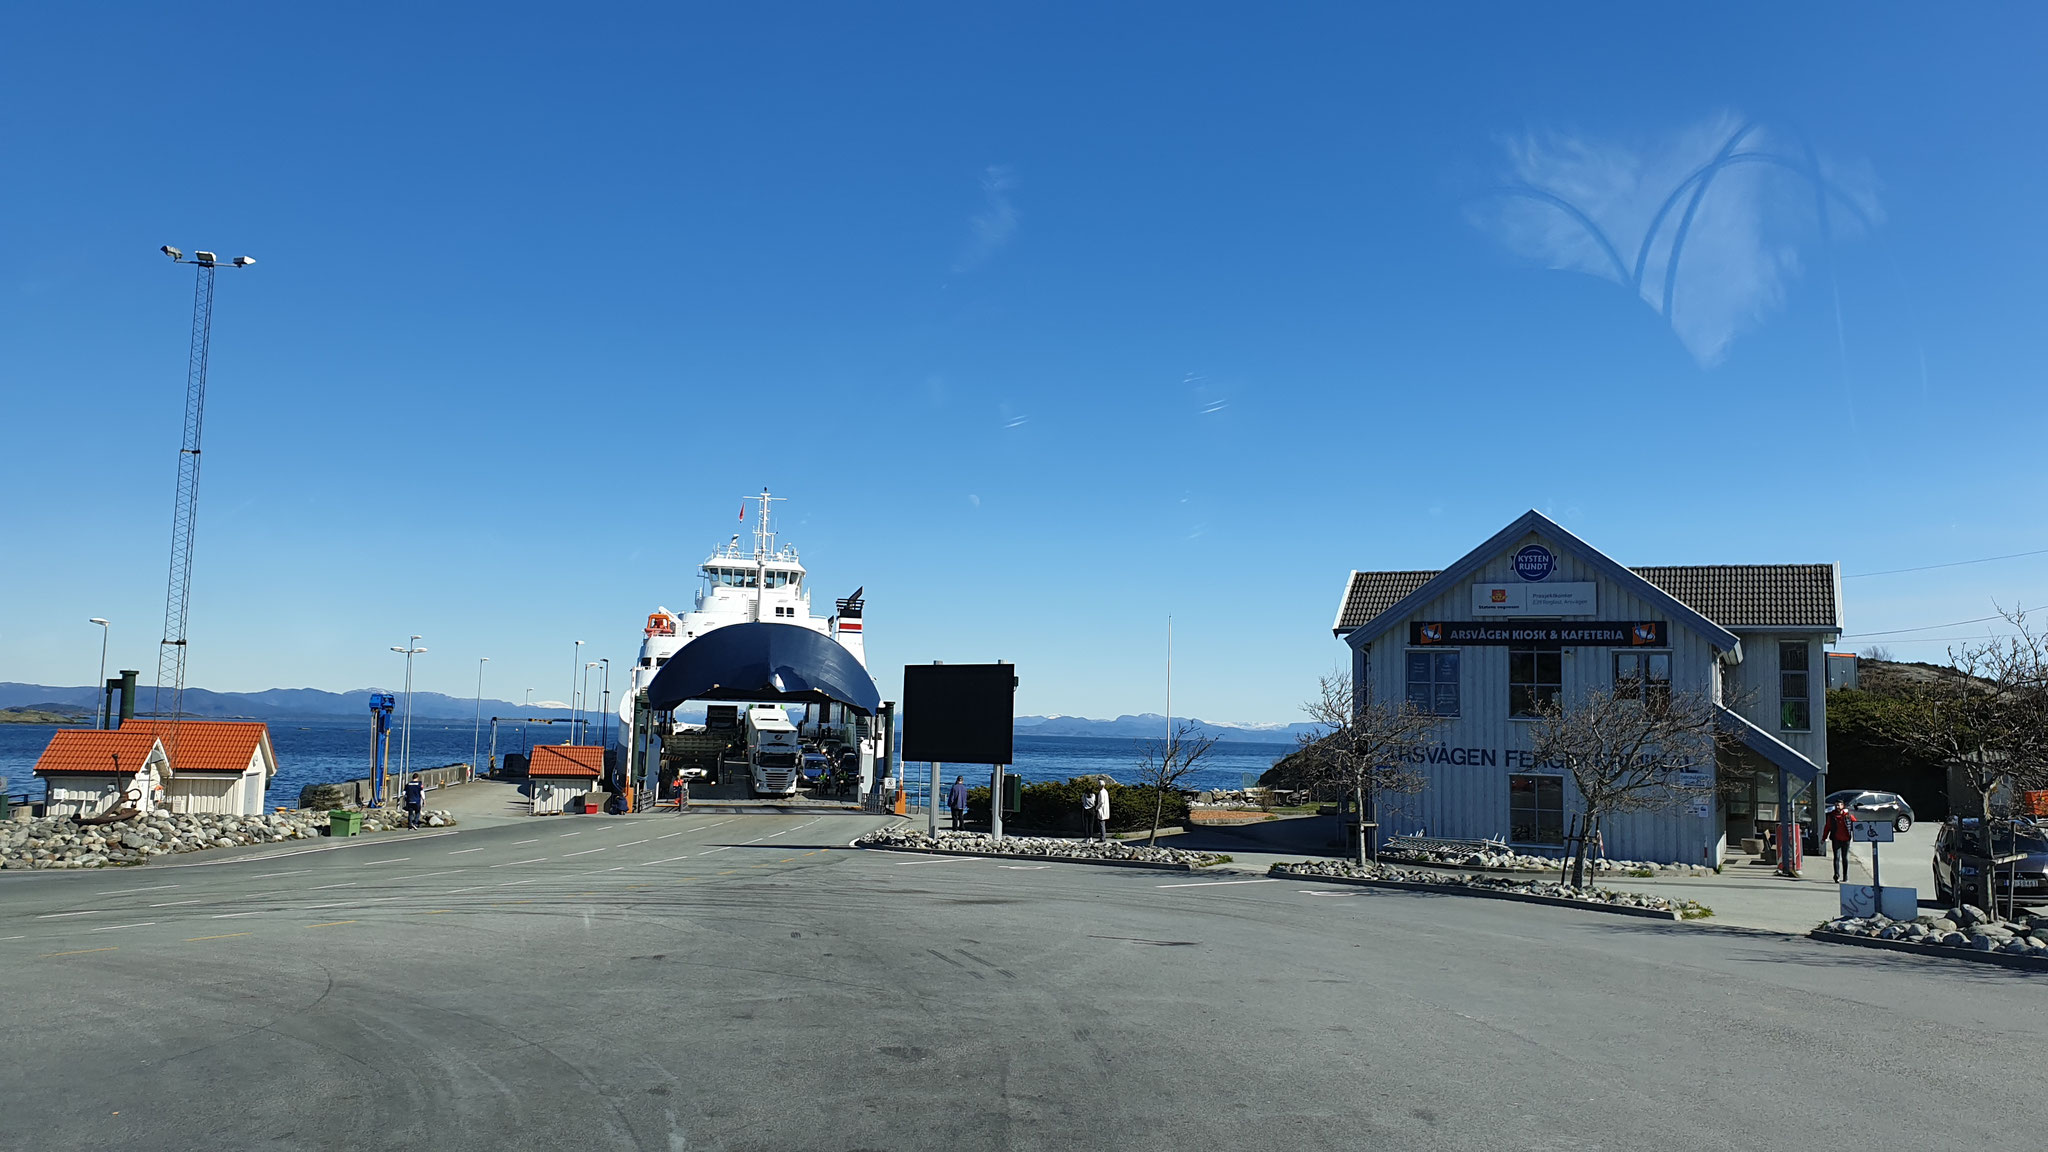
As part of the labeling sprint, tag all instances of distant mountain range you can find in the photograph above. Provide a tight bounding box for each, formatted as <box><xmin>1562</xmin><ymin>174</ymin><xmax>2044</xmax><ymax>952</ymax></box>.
<box><xmin>0</xmin><ymin>683</ymin><xmax>1310</xmax><ymax>742</ymax></box>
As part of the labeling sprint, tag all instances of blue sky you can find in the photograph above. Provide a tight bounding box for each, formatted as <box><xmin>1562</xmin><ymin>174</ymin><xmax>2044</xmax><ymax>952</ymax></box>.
<box><xmin>4</xmin><ymin>4</ymin><xmax>2044</xmax><ymax>724</ymax></box>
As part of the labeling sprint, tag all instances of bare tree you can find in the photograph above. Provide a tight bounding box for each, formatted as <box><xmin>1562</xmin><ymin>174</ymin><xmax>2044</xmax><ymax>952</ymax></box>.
<box><xmin>1526</xmin><ymin>685</ymin><xmax>1729</xmax><ymax>888</ymax></box>
<box><xmin>1133</xmin><ymin>719</ymin><xmax>1221</xmax><ymax>845</ymax></box>
<box><xmin>1296</xmin><ymin>672</ymin><xmax>1440</xmax><ymax>866</ymax></box>
<box><xmin>1858</xmin><ymin>645</ymin><xmax>1894</xmax><ymax>663</ymax></box>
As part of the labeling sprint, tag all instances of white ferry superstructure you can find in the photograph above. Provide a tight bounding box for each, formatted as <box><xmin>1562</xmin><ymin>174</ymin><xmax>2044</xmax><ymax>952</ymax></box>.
<box><xmin>617</xmin><ymin>489</ymin><xmax>869</xmax><ymax>750</ymax></box>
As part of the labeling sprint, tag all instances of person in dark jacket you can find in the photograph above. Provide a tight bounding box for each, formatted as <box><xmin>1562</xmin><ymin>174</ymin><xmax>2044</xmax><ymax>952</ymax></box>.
<box><xmin>403</xmin><ymin>775</ymin><xmax>425</xmax><ymax>829</ymax></box>
<box><xmin>947</xmin><ymin>776</ymin><xmax>969</xmax><ymax>831</ymax></box>
<box><xmin>1822</xmin><ymin>799</ymin><xmax>1856</xmax><ymax>882</ymax></box>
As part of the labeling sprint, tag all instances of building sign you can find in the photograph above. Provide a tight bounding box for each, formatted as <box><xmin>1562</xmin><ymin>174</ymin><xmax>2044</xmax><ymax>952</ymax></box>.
<box><xmin>1472</xmin><ymin>582</ymin><xmax>1596</xmax><ymax>616</ymax></box>
<box><xmin>1410</xmin><ymin>621</ymin><xmax>1667</xmax><ymax>647</ymax></box>
<box><xmin>1514</xmin><ymin>545</ymin><xmax>1555</xmax><ymax>581</ymax></box>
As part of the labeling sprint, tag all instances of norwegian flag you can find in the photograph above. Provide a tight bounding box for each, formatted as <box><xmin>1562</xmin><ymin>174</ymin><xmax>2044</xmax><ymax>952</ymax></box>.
<box><xmin>738</xmin><ymin>501</ymin><xmax>745</xmax><ymax>522</ymax></box>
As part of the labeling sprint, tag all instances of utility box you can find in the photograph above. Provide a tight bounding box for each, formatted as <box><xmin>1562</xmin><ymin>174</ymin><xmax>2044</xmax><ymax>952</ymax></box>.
<box><xmin>329</xmin><ymin>810</ymin><xmax>363</xmax><ymax>837</ymax></box>
<box><xmin>1001</xmin><ymin>773</ymin><xmax>1022</xmax><ymax>813</ymax></box>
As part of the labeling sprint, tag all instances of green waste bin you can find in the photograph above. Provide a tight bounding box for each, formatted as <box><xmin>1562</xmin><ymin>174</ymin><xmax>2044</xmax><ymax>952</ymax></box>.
<box><xmin>329</xmin><ymin>810</ymin><xmax>363</xmax><ymax>837</ymax></box>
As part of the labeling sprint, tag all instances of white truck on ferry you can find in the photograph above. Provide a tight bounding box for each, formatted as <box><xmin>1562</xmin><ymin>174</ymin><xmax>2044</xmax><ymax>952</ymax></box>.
<box><xmin>744</xmin><ymin>705</ymin><xmax>803</xmax><ymax>797</ymax></box>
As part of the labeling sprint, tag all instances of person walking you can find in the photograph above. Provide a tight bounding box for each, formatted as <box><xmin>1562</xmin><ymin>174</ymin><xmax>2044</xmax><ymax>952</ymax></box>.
<box><xmin>1822</xmin><ymin>799</ymin><xmax>1856</xmax><ymax>882</ymax></box>
<box><xmin>403</xmin><ymin>774</ymin><xmax>426</xmax><ymax>829</ymax></box>
<box><xmin>947</xmin><ymin>775</ymin><xmax>969</xmax><ymax>831</ymax></box>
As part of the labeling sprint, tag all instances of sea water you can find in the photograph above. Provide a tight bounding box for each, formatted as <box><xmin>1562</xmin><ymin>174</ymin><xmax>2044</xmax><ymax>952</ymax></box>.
<box><xmin>0</xmin><ymin>720</ymin><xmax>1293</xmax><ymax>806</ymax></box>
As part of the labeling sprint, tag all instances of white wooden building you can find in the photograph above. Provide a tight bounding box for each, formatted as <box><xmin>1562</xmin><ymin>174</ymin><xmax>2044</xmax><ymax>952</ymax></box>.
<box><xmin>33</xmin><ymin>729</ymin><xmax>170</xmax><ymax>817</ymax></box>
<box><xmin>528</xmin><ymin>744</ymin><xmax>604</xmax><ymax>814</ymax></box>
<box><xmin>1332</xmin><ymin>510</ymin><xmax>1839</xmax><ymax>867</ymax></box>
<box><xmin>124</xmin><ymin>721</ymin><xmax>278</xmax><ymax>815</ymax></box>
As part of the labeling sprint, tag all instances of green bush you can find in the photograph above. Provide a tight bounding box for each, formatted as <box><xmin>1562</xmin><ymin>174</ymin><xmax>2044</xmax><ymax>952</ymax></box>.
<box><xmin>963</xmin><ymin>777</ymin><xmax>1189</xmax><ymax>833</ymax></box>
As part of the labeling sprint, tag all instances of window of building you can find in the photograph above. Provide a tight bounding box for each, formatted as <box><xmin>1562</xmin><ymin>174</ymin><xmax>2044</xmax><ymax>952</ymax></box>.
<box><xmin>1613</xmin><ymin>650</ymin><xmax>1672</xmax><ymax>708</ymax></box>
<box><xmin>1780</xmin><ymin>641</ymin><xmax>1810</xmax><ymax>730</ymax></box>
<box><xmin>1509</xmin><ymin>774</ymin><xmax>1564</xmax><ymax>845</ymax></box>
<box><xmin>1509</xmin><ymin>647</ymin><xmax>1561</xmax><ymax>718</ymax></box>
<box><xmin>1404</xmin><ymin>650</ymin><xmax>1460</xmax><ymax>717</ymax></box>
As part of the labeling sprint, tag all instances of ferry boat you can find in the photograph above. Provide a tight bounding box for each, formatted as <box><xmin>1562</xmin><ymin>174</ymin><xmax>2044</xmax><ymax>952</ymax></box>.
<box><xmin>617</xmin><ymin>490</ymin><xmax>872</xmax><ymax>790</ymax></box>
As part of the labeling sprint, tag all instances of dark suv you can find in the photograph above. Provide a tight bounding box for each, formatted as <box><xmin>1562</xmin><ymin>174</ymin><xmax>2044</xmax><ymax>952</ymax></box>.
<box><xmin>1932</xmin><ymin>817</ymin><xmax>2048</xmax><ymax>907</ymax></box>
<box><xmin>1824</xmin><ymin>789</ymin><xmax>1916</xmax><ymax>833</ymax></box>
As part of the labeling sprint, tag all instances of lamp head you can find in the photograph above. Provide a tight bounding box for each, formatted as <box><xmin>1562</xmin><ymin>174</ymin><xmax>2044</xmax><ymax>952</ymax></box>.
<box><xmin>89</xmin><ymin>617</ymin><xmax>109</xmax><ymax>625</ymax></box>
<box><xmin>160</xmin><ymin>245</ymin><xmax>182</xmax><ymax>261</ymax></box>
<box><xmin>232</xmin><ymin>256</ymin><xmax>255</xmax><ymax>267</ymax></box>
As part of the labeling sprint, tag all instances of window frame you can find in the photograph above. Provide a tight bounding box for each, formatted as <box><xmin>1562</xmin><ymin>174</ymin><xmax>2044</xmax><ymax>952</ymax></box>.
<box><xmin>1779</xmin><ymin>640</ymin><xmax>1811</xmax><ymax>731</ymax></box>
<box><xmin>1509</xmin><ymin>772</ymin><xmax>1566</xmax><ymax>846</ymax></box>
<box><xmin>1403</xmin><ymin>648</ymin><xmax>1461</xmax><ymax>718</ymax></box>
<box><xmin>1612</xmin><ymin>649</ymin><xmax>1673</xmax><ymax>709</ymax></box>
<box><xmin>1508</xmin><ymin>645</ymin><xmax>1562</xmax><ymax>720</ymax></box>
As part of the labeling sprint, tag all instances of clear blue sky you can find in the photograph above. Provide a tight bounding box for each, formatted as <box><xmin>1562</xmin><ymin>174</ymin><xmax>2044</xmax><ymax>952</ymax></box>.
<box><xmin>4</xmin><ymin>4</ymin><xmax>2044</xmax><ymax>724</ymax></box>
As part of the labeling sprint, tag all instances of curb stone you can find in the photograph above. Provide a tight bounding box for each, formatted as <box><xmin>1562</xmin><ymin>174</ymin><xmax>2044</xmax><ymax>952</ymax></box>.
<box><xmin>858</xmin><ymin>843</ymin><xmax>1206</xmax><ymax>873</ymax></box>
<box><xmin>1808</xmin><ymin>929</ymin><xmax>2048</xmax><ymax>972</ymax></box>
<box><xmin>1269</xmin><ymin>865</ymin><xmax>1685</xmax><ymax>920</ymax></box>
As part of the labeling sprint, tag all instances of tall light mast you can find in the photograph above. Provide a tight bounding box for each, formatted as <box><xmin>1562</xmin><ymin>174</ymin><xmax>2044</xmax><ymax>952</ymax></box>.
<box><xmin>153</xmin><ymin>246</ymin><xmax>255</xmax><ymax>743</ymax></box>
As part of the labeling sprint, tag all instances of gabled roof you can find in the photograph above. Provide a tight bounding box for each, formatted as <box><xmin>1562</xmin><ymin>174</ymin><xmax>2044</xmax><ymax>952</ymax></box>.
<box><xmin>529</xmin><ymin>744</ymin><xmax>604</xmax><ymax>778</ymax></box>
<box><xmin>1631</xmin><ymin>565</ymin><xmax>1839</xmax><ymax>631</ymax></box>
<box><xmin>121</xmin><ymin>720</ymin><xmax>277</xmax><ymax>777</ymax></box>
<box><xmin>33</xmin><ymin>729</ymin><xmax>167</xmax><ymax>775</ymax></box>
<box><xmin>1330</xmin><ymin>570</ymin><xmax>1438</xmax><ymax>635</ymax></box>
<box><xmin>1338</xmin><ymin>511</ymin><xmax>1742</xmax><ymax>652</ymax></box>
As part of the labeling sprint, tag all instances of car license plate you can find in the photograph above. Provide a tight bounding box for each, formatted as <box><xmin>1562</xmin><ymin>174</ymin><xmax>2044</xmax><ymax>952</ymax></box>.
<box><xmin>2014</xmin><ymin>879</ymin><xmax>2040</xmax><ymax>889</ymax></box>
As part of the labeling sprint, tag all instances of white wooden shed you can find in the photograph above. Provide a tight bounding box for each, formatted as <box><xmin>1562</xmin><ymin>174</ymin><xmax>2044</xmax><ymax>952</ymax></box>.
<box><xmin>125</xmin><ymin>720</ymin><xmax>278</xmax><ymax>816</ymax></box>
<box><xmin>33</xmin><ymin>729</ymin><xmax>170</xmax><ymax>817</ymax></box>
<box><xmin>529</xmin><ymin>744</ymin><xmax>604</xmax><ymax>814</ymax></box>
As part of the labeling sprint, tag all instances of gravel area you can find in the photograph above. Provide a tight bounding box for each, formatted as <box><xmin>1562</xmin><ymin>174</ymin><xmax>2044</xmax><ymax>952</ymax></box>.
<box><xmin>857</xmin><ymin>826</ymin><xmax>1231</xmax><ymax>867</ymax></box>
<box><xmin>1378</xmin><ymin>846</ymin><xmax>1708</xmax><ymax>876</ymax></box>
<box><xmin>0</xmin><ymin>807</ymin><xmax>455</xmax><ymax>869</ymax></box>
<box><xmin>1816</xmin><ymin>904</ymin><xmax>2048</xmax><ymax>961</ymax></box>
<box><xmin>1277</xmin><ymin>859</ymin><xmax>1714</xmax><ymax>918</ymax></box>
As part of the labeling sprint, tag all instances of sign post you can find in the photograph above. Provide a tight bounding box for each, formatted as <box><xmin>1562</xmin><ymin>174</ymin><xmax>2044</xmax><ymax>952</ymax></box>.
<box><xmin>1842</xmin><ymin>818</ymin><xmax>1914</xmax><ymax>918</ymax></box>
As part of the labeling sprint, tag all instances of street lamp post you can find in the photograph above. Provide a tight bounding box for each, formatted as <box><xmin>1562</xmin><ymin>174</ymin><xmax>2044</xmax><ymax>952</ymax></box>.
<box><xmin>569</xmin><ymin>640</ymin><xmax>584</xmax><ymax>743</ymax></box>
<box><xmin>472</xmin><ymin>657</ymin><xmax>490</xmax><ymax>781</ymax></box>
<box><xmin>599</xmin><ymin>658</ymin><xmax>610</xmax><ymax>749</ymax></box>
<box><xmin>390</xmin><ymin>636</ymin><xmax>426</xmax><ymax>787</ymax></box>
<box><xmin>88</xmin><ymin>619</ymin><xmax>110</xmax><ymax>728</ymax></box>
<box><xmin>583</xmin><ymin>662</ymin><xmax>599</xmax><ymax>746</ymax></box>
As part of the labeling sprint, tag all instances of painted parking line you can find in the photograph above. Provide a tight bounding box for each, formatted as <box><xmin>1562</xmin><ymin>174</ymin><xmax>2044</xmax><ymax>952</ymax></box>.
<box><xmin>313</xmin><ymin>883</ymin><xmax>356</xmax><ymax>891</ymax></box>
<box><xmin>447</xmin><ymin>886</ymin><xmax>491</xmax><ymax>894</ymax></box>
<box><xmin>639</xmin><ymin>856</ymin><xmax>693</xmax><ymax>867</ymax></box>
<box><xmin>998</xmin><ymin>865</ymin><xmax>1051</xmax><ymax>870</ymax></box>
<box><xmin>584</xmin><ymin>867</ymin><xmax>626</xmax><ymax>875</ymax></box>
<box><xmin>398</xmin><ymin>870</ymin><xmax>467</xmax><ymax>880</ymax></box>
<box><xmin>36</xmin><ymin>910</ymin><xmax>104</xmax><ymax>919</ymax></box>
<box><xmin>489</xmin><ymin>858</ymin><xmax>549</xmax><ymax>868</ymax></box>
<box><xmin>211</xmin><ymin>911</ymin><xmax>266</xmax><ymax>919</ymax></box>
<box><xmin>149</xmin><ymin>899</ymin><xmax>203</xmax><ymax>907</ymax></box>
<box><xmin>105</xmin><ymin>884</ymin><xmax>178</xmax><ymax>896</ymax></box>
<box><xmin>185</xmin><ymin>933</ymin><xmax>249</xmax><ymax>942</ymax></box>
<box><xmin>362</xmin><ymin>858</ymin><xmax>410</xmax><ymax>866</ymax></box>
<box><xmin>253</xmin><ymin>870</ymin><xmax>311</xmax><ymax>879</ymax></box>
<box><xmin>559</xmin><ymin>832</ymin><xmax>582</xmax><ymax>838</ymax></box>
<box><xmin>43</xmin><ymin>947</ymin><xmax>118</xmax><ymax>957</ymax></box>
<box><xmin>308</xmin><ymin>921</ymin><xmax>357</xmax><ymax>929</ymax></box>
<box><xmin>90</xmin><ymin>922</ymin><xmax>155</xmax><ymax>932</ymax></box>
<box><xmin>307</xmin><ymin>898</ymin><xmax>401</xmax><ymax>909</ymax></box>
<box><xmin>1155</xmin><ymin>878</ymin><xmax>1282</xmax><ymax>889</ymax></box>
<box><xmin>513</xmin><ymin>839</ymin><xmax>538</xmax><ymax>846</ymax></box>
<box><xmin>893</xmin><ymin>857</ymin><xmax>975</xmax><ymax>866</ymax></box>
<box><xmin>696</xmin><ymin>847</ymin><xmax>733</xmax><ymax>856</ymax></box>
<box><xmin>656</xmin><ymin>831</ymin><xmax>687</xmax><ymax>840</ymax></box>
<box><xmin>500</xmin><ymin>878</ymin><xmax>541</xmax><ymax>887</ymax></box>
<box><xmin>448</xmin><ymin>847</ymin><xmax>484</xmax><ymax>855</ymax></box>
<box><xmin>618</xmin><ymin>839</ymin><xmax>648</xmax><ymax>847</ymax></box>
<box><xmin>563</xmin><ymin>848</ymin><xmax>607</xmax><ymax>858</ymax></box>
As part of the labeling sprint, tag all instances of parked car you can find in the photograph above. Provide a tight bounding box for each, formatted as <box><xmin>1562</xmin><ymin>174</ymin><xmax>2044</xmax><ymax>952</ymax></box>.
<box><xmin>1932</xmin><ymin>817</ymin><xmax>2048</xmax><ymax>907</ymax></box>
<box><xmin>1824</xmin><ymin>789</ymin><xmax>1916</xmax><ymax>833</ymax></box>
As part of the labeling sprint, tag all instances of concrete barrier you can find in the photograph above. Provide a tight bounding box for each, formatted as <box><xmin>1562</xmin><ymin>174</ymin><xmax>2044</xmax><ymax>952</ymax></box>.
<box><xmin>298</xmin><ymin>763</ymin><xmax>473</xmax><ymax>810</ymax></box>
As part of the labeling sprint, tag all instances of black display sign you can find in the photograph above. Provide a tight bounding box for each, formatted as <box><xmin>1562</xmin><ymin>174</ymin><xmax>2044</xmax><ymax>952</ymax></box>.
<box><xmin>901</xmin><ymin>663</ymin><xmax>1017</xmax><ymax>765</ymax></box>
<box><xmin>1409</xmin><ymin>621</ymin><xmax>1667</xmax><ymax>647</ymax></box>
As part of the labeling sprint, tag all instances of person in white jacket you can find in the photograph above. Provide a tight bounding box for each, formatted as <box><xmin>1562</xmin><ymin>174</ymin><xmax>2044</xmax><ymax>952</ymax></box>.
<box><xmin>1088</xmin><ymin>779</ymin><xmax>1111</xmax><ymax>842</ymax></box>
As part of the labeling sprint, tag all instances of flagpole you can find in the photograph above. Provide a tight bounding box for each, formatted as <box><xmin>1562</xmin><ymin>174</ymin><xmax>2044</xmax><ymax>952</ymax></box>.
<box><xmin>1166</xmin><ymin>615</ymin><xmax>1173</xmax><ymax>769</ymax></box>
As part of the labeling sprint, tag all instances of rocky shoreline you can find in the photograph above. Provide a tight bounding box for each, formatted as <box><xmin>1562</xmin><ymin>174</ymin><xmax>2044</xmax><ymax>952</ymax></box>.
<box><xmin>1275</xmin><ymin>859</ymin><xmax>1714</xmax><ymax>918</ymax></box>
<box><xmin>0</xmin><ymin>807</ymin><xmax>455</xmax><ymax>869</ymax></box>
<box><xmin>1816</xmin><ymin>904</ymin><xmax>2048</xmax><ymax>961</ymax></box>
<box><xmin>857</xmin><ymin>826</ymin><xmax>1230</xmax><ymax>867</ymax></box>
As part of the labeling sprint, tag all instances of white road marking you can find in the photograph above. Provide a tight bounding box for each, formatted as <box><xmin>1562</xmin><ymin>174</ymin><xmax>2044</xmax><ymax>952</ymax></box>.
<box><xmin>401</xmin><ymin>870</ymin><xmax>467</xmax><ymax>880</ymax></box>
<box><xmin>501</xmin><ymin>878</ymin><xmax>541</xmax><ymax>886</ymax></box>
<box><xmin>149</xmin><ymin>899</ymin><xmax>203</xmax><ymax>907</ymax></box>
<box><xmin>997</xmin><ymin>865</ymin><xmax>1051</xmax><ymax>870</ymax></box>
<box><xmin>104</xmin><ymin>884</ymin><xmax>178</xmax><ymax>895</ymax></box>
<box><xmin>253</xmin><ymin>870</ymin><xmax>311</xmax><ymax>879</ymax></box>
<box><xmin>90</xmin><ymin>922</ymin><xmax>154</xmax><ymax>932</ymax></box>
<box><xmin>563</xmin><ymin>847</ymin><xmax>607</xmax><ymax>857</ymax></box>
<box><xmin>894</xmin><ymin>857</ymin><xmax>974</xmax><ymax>866</ymax></box>
<box><xmin>211</xmin><ymin>911</ymin><xmax>266</xmax><ymax>919</ymax></box>
<box><xmin>696</xmin><ymin>847</ymin><xmax>733</xmax><ymax>856</ymax></box>
<box><xmin>513</xmin><ymin>839</ymin><xmax>538</xmax><ymax>846</ymax></box>
<box><xmin>489</xmin><ymin>858</ymin><xmax>549</xmax><ymax>868</ymax></box>
<box><xmin>585</xmin><ymin>867</ymin><xmax>625</xmax><ymax>874</ymax></box>
<box><xmin>362</xmin><ymin>858</ymin><xmax>410</xmax><ymax>866</ymax></box>
<box><xmin>447</xmin><ymin>886</ymin><xmax>490</xmax><ymax>894</ymax></box>
<box><xmin>165</xmin><ymin>829</ymin><xmax>457</xmax><ymax>867</ymax></box>
<box><xmin>0</xmin><ymin>935</ymin><xmax>23</xmax><ymax>941</ymax></box>
<box><xmin>308</xmin><ymin>897</ymin><xmax>402</xmax><ymax>909</ymax></box>
<box><xmin>312</xmin><ymin>883</ymin><xmax>356</xmax><ymax>891</ymax></box>
<box><xmin>657</xmin><ymin>831</ymin><xmax>687</xmax><ymax>840</ymax></box>
<box><xmin>618</xmin><ymin>839</ymin><xmax>648</xmax><ymax>847</ymax></box>
<box><xmin>1155</xmin><ymin>878</ymin><xmax>1282</xmax><ymax>889</ymax></box>
<box><xmin>36</xmin><ymin>910</ymin><xmax>103</xmax><ymax>919</ymax></box>
<box><xmin>448</xmin><ymin>848</ymin><xmax>484</xmax><ymax>855</ymax></box>
<box><xmin>639</xmin><ymin>856</ymin><xmax>693</xmax><ymax>867</ymax></box>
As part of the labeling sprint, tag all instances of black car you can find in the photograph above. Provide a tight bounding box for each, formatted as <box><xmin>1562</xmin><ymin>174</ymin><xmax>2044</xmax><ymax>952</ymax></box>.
<box><xmin>1825</xmin><ymin>789</ymin><xmax>1916</xmax><ymax>833</ymax></box>
<box><xmin>1932</xmin><ymin>817</ymin><xmax>2048</xmax><ymax>907</ymax></box>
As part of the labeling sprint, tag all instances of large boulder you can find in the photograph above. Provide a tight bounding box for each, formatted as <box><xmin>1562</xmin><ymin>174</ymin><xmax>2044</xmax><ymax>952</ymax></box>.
<box><xmin>299</xmin><ymin>783</ymin><xmax>352</xmax><ymax>810</ymax></box>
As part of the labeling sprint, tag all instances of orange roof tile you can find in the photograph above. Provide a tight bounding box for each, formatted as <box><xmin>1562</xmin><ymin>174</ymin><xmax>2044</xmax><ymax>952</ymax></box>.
<box><xmin>122</xmin><ymin>720</ymin><xmax>276</xmax><ymax>776</ymax></box>
<box><xmin>33</xmin><ymin>729</ymin><xmax>166</xmax><ymax>775</ymax></box>
<box><xmin>529</xmin><ymin>744</ymin><xmax>604</xmax><ymax>778</ymax></box>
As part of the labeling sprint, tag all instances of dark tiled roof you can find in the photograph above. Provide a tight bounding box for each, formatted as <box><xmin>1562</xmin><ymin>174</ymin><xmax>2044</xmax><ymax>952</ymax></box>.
<box><xmin>1631</xmin><ymin>565</ymin><xmax>1838</xmax><ymax>630</ymax></box>
<box><xmin>1334</xmin><ymin>564</ymin><xmax>1838</xmax><ymax>635</ymax></box>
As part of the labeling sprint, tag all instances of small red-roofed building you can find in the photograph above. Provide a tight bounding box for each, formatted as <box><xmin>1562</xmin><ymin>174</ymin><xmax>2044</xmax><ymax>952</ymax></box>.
<box><xmin>528</xmin><ymin>744</ymin><xmax>604</xmax><ymax>814</ymax></box>
<box><xmin>123</xmin><ymin>721</ymin><xmax>278</xmax><ymax>816</ymax></box>
<box><xmin>33</xmin><ymin>729</ymin><xmax>171</xmax><ymax>817</ymax></box>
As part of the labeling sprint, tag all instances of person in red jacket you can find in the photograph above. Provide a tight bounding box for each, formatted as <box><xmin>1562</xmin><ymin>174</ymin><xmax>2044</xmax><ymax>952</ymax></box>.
<box><xmin>1822</xmin><ymin>799</ymin><xmax>1856</xmax><ymax>882</ymax></box>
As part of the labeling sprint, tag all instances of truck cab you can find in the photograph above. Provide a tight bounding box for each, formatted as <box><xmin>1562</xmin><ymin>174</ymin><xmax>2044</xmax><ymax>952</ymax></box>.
<box><xmin>744</xmin><ymin>705</ymin><xmax>802</xmax><ymax>797</ymax></box>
